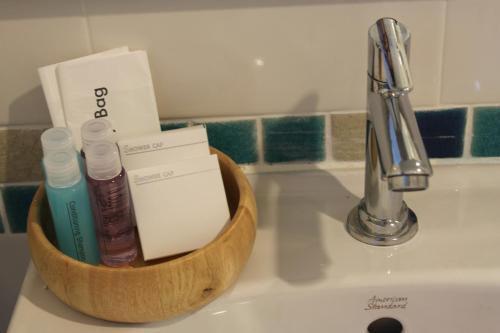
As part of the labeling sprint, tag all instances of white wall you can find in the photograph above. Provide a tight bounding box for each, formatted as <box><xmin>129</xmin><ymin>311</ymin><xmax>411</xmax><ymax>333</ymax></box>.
<box><xmin>1</xmin><ymin>0</ymin><xmax>499</xmax><ymax>126</ymax></box>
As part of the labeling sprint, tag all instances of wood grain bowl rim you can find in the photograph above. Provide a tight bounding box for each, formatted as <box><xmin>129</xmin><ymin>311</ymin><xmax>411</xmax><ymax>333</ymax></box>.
<box><xmin>28</xmin><ymin>148</ymin><xmax>254</xmax><ymax>274</ymax></box>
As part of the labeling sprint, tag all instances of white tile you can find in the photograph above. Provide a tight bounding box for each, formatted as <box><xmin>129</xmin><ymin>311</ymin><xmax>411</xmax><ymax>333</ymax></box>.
<box><xmin>85</xmin><ymin>1</ymin><xmax>446</xmax><ymax>119</ymax></box>
<box><xmin>441</xmin><ymin>0</ymin><xmax>500</xmax><ymax>104</ymax></box>
<box><xmin>0</xmin><ymin>0</ymin><xmax>91</xmax><ymax>125</ymax></box>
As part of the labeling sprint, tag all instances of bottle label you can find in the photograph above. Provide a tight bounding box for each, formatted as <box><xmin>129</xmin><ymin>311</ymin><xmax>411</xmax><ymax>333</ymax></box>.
<box><xmin>66</xmin><ymin>200</ymin><xmax>86</xmax><ymax>261</ymax></box>
<box><xmin>89</xmin><ymin>173</ymin><xmax>132</xmax><ymax>235</ymax></box>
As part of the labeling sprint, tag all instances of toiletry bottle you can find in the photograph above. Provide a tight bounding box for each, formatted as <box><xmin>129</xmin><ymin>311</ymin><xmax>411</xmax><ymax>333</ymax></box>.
<box><xmin>85</xmin><ymin>141</ymin><xmax>138</xmax><ymax>266</ymax></box>
<box><xmin>41</xmin><ymin>127</ymin><xmax>83</xmax><ymax>170</ymax></box>
<box><xmin>43</xmin><ymin>150</ymin><xmax>100</xmax><ymax>264</ymax></box>
<box><xmin>81</xmin><ymin>118</ymin><xmax>114</xmax><ymax>158</ymax></box>
<box><xmin>41</xmin><ymin>127</ymin><xmax>74</xmax><ymax>155</ymax></box>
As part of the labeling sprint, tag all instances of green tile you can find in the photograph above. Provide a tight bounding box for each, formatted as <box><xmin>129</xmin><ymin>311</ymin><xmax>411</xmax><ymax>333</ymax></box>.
<box><xmin>160</xmin><ymin>122</ymin><xmax>188</xmax><ymax>131</ymax></box>
<box><xmin>205</xmin><ymin>120</ymin><xmax>258</xmax><ymax>164</ymax></box>
<box><xmin>472</xmin><ymin>107</ymin><xmax>500</xmax><ymax>157</ymax></box>
<box><xmin>3</xmin><ymin>185</ymin><xmax>39</xmax><ymax>233</ymax></box>
<box><xmin>263</xmin><ymin>116</ymin><xmax>325</xmax><ymax>163</ymax></box>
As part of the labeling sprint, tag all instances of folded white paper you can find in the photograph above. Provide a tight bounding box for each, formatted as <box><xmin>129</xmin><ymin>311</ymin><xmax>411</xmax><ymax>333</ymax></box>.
<box><xmin>118</xmin><ymin>125</ymin><xmax>209</xmax><ymax>171</ymax></box>
<box><xmin>56</xmin><ymin>50</ymin><xmax>161</xmax><ymax>149</ymax></box>
<box><xmin>127</xmin><ymin>154</ymin><xmax>230</xmax><ymax>260</ymax></box>
<box><xmin>38</xmin><ymin>47</ymin><xmax>129</xmax><ymax>127</ymax></box>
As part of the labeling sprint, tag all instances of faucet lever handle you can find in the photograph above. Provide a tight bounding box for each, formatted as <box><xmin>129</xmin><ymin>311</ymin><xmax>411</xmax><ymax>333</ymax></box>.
<box><xmin>368</xmin><ymin>17</ymin><xmax>413</xmax><ymax>96</ymax></box>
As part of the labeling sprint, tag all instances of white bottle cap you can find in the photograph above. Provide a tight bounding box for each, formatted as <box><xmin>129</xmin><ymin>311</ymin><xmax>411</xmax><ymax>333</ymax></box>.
<box><xmin>41</xmin><ymin>128</ymin><xmax>75</xmax><ymax>156</ymax></box>
<box><xmin>43</xmin><ymin>151</ymin><xmax>81</xmax><ymax>188</ymax></box>
<box><xmin>85</xmin><ymin>141</ymin><xmax>122</xmax><ymax>180</ymax></box>
<box><xmin>81</xmin><ymin>118</ymin><xmax>114</xmax><ymax>152</ymax></box>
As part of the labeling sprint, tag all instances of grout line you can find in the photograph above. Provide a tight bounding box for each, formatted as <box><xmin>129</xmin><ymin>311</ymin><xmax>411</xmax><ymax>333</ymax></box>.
<box><xmin>162</xmin><ymin>114</ymin><xmax>265</xmax><ymax>124</ymax></box>
<box><xmin>0</xmin><ymin>124</ymin><xmax>50</xmax><ymax>131</ymax></box>
<box><xmin>156</xmin><ymin>106</ymin><xmax>472</xmax><ymax>124</ymax></box>
<box><xmin>256</xmin><ymin>117</ymin><xmax>265</xmax><ymax>166</ymax></box>
<box><xmin>462</xmin><ymin>105</ymin><xmax>474</xmax><ymax>158</ymax></box>
<box><xmin>323</xmin><ymin>113</ymin><xmax>333</xmax><ymax>162</ymax></box>
<box><xmin>328</xmin><ymin>110</ymin><xmax>366</xmax><ymax>115</ymax></box>
<box><xmin>0</xmin><ymin>190</ymin><xmax>10</xmax><ymax>234</ymax></box>
<box><xmin>414</xmin><ymin>104</ymin><xmax>467</xmax><ymax>112</ymax></box>
<box><xmin>437</xmin><ymin>0</ymin><xmax>449</xmax><ymax>104</ymax></box>
<box><xmin>465</xmin><ymin>103</ymin><xmax>500</xmax><ymax>109</ymax></box>
<box><xmin>241</xmin><ymin>156</ymin><xmax>500</xmax><ymax>175</ymax></box>
<box><xmin>0</xmin><ymin>181</ymin><xmax>41</xmax><ymax>187</ymax></box>
<box><xmin>80</xmin><ymin>0</ymin><xmax>95</xmax><ymax>54</ymax></box>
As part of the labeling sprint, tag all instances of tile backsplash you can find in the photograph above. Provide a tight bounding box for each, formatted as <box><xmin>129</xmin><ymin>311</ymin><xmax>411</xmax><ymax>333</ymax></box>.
<box><xmin>205</xmin><ymin>120</ymin><xmax>258</xmax><ymax>164</ymax></box>
<box><xmin>471</xmin><ymin>107</ymin><xmax>500</xmax><ymax>157</ymax></box>
<box><xmin>1</xmin><ymin>103</ymin><xmax>499</xmax><ymax>236</ymax></box>
<box><xmin>0</xmin><ymin>2</ymin><xmax>500</xmax><ymax>232</ymax></box>
<box><xmin>1</xmin><ymin>185</ymin><xmax>39</xmax><ymax>233</ymax></box>
<box><xmin>2</xmin><ymin>0</ymin><xmax>500</xmax><ymax>125</ymax></box>
<box><xmin>0</xmin><ymin>128</ymin><xmax>45</xmax><ymax>183</ymax></box>
<box><xmin>263</xmin><ymin>116</ymin><xmax>325</xmax><ymax>163</ymax></box>
<box><xmin>415</xmin><ymin>108</ymin><xmax>467</xmax><ymax>158</ymax></box>
<box><xmin>331</xmin><ymin>113</ymin><xmax>366</xmax><ymax>162</ymax></box>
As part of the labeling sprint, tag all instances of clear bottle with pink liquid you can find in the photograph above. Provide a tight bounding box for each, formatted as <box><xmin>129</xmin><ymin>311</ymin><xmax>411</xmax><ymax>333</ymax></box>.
<box><xmin>85</xmin><ymin>141</ymin><xmax>137</xmax><ymax>267</ymax></box>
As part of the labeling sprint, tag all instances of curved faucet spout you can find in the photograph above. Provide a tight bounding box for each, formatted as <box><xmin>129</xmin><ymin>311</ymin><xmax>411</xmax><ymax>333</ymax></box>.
<box><xmin>346</xmin><ymin>17</ymin><xmax>433</xmax><ymax>246</ymax></box>
<box><xmin>367</xmin><ymin>92</ymin><xmax>432</xmax><ymax>190</ymax></box>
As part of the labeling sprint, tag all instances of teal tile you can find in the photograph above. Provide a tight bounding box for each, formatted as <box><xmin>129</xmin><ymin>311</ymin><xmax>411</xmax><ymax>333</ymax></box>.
<box><xmin>263</xmin><ymin>116</ymin><xmax>325</xmax><ymax>163</ymax></box>
<box><xmin>3</xmin><ymin>185</ymin><xmax>39</xmax><ymax>233</ymax></box>
<box><xmin>205</xmin><ymin>120</ymin><xmax>258</xmax><ymax>164</ymax></box>
<box><xmin>472</xmin><ymin>107</ymin><xmax>500</xmax><ymax>157</ymax></box>
<box><xmin>0</xmin><ymin>214</ymin><xmax>3</xmax><ymax>233</ymax></box>
<box><xmin>160</xmin><ymin>122</ymin><xmax>188</xmax><ymax>131</ymax></box>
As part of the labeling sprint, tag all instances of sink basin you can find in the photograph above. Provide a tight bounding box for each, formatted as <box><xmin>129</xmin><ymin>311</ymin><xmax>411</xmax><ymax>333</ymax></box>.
<box><xmin>8</xmin><ymin>164</ymin><xmax>500</xmax><ymax>332</ymax></box>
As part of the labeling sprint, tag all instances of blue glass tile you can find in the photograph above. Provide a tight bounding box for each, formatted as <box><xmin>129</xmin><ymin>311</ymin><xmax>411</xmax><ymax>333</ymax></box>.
<box><xmin>416</xmin><ymin>108</ymin><xmax>466</xmax><ymax>158</ymax></box>
<box><xmin>263</xmin><ymin>116</ymin><xmax>325</xmax><ymax>163</ymax></box>
<box><xmin>3</xmin><ymin>185</ymin><xmax>39</xmax><ymax>233</ymax></box>
<box><xmin>205</xmin><ymin>120</ymin><xmax>258</xmax><ymax>164</ymax></box>
<box><xmin>471</xmin><ymin>107</ymin><xmax>500</xmax><ymax>157</ymax></box>
<box><xmin>420</xmin><ymin>137</ymin><xmax>464</xmax><ymax>158</ymax></box>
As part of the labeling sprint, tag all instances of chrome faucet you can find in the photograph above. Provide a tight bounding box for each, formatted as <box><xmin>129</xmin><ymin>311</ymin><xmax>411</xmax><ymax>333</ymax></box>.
<box><xmin>346</xmin><ymin>18</ymin><xmax>432</xmax><ymax>246</ymax></box>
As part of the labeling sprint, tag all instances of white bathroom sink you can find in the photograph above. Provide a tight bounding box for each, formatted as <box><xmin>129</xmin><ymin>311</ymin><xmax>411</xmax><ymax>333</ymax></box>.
<box><xmin>8</xmin><ymin>164</ymin><xmax>500</xmax><ymax>332</ymax></box>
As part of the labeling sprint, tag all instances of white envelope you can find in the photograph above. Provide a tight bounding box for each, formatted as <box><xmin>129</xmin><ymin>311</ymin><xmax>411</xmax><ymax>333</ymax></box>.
<box><xmin>56</xmin><ymin>50</ymin><xmax>161</xmax><ymax>149</ymax></box>
<box><xmin>118</xmin><ymin>125</ymin><xmax>210</xmax><ymax>171</ymax></box>
<box><xmin>127</xmin><ymin>154</ymin><xmax>230</xmax><ymax>260</ymax></box>
<box><xmin>38</xmin><ymin>47</ymin><xmax>129</xmax><ymax>127</ymax></box>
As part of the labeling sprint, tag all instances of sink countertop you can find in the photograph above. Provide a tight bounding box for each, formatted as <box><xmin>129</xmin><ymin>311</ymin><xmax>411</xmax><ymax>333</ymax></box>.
<box><xmin>8</xmin><ymin>164</ymin><xmax>500</xmax><ymax>332</ymax></box>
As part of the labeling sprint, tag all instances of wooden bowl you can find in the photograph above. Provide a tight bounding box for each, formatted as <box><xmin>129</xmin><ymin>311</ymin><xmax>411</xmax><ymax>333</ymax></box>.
<box><xmin>27</xmin><ymin>148</ymin><xmax>257</xmax><ymax>323</ymax></box>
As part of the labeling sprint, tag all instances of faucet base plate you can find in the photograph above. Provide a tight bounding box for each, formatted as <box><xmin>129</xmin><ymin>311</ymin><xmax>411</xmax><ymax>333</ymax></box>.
<box><xmin>346</xmin><ymin>203</ymin><xmax>418</xmax><ymax>246</ymax></box>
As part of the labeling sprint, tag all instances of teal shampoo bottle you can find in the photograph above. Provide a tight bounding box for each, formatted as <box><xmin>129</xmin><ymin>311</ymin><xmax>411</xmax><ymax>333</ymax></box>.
<box><xmin>43</xmin><ymin>150</ymin><xmax>100</xmax><ymax>264</ymax></box>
